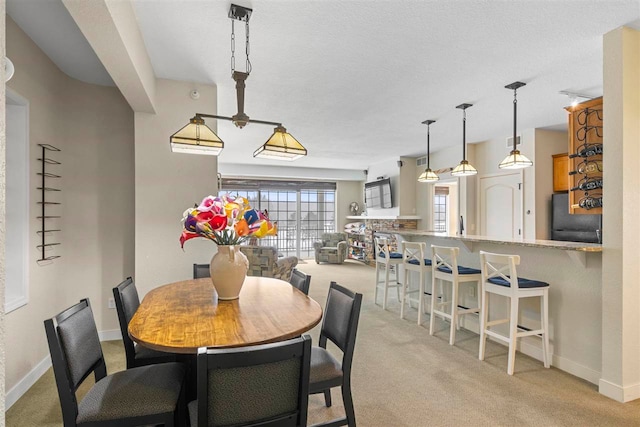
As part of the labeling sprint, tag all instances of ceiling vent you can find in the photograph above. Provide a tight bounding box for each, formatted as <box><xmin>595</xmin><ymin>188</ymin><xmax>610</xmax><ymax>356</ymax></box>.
<box><xmin>506</xmin><ymin>135</ymin><xmax>521</xmax><ymax>148</ymax></box>
<box><xmin>417</xmin><ymin>156</ymin><xmax>427</xmax><ymax>166</ymax></box>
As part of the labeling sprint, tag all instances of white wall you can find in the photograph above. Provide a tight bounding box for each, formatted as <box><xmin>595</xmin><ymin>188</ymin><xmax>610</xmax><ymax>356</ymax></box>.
<box><xmin>1</xmin><ymin>0</ymin><xmax>7</xmax><ymax>419</ymax></box>
<box><xmin>337</xmin><ymin>181</ymin><xmax>364</xmax><ymax>230</ymax></box>
<box><xmin>5</xmin><ymin>17</ymin><xmax>135</xmax><ymax>392</ymax></box>
<box><xmin>134</xmin><ymin>79</ymin><xmax>219</xmax><ymax>298</ymax></box>
<box><xmin>600</xmin><ymin>26</ymin><xmax>640</xmax><ymax>402</ymax></box>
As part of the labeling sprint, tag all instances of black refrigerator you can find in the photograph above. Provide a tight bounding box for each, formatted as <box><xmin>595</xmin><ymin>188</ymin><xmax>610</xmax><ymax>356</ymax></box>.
<box><xmin>551</xmin><ymin>193</ymin><xmax>602</xmax><ymax>243</ymax></box>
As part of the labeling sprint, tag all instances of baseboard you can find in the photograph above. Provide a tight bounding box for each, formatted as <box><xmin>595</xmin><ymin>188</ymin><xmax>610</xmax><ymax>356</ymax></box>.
<box><xmin>458</xmin><ymin>315</ymin><xmax>602</xmax><ymax>385</ymax></box>
<box><xmin>98</xmin><ymin>329</ymin><xmax>123</xmax><ymax>341</ymax></box>
<box><xmin>552</xmin><ymin>353</ymin><xmax>600</xmax><ymax>385</ymax></box>
<box><xmin>6</xmin><ymin>329</ymin><xmax>123</xmax><ymax>410</ymax></box>
<box><xmin>599</xmin><ymin>378</ymin><xmax>640</xmax><ymax>402</ymax></box>
<box><xmin>5</xmin><ymin>354</ymin><xmax>51</xmax><ymax>410</ymax></box>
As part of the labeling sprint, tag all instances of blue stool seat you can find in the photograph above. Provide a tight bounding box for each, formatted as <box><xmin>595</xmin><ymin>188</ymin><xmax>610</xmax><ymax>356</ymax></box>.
<box><xmin>378</xmin><ymin>252</ymin><xmax>403</xmax><ymax>259</ymax></box>
<box><xmin>408</xmin><ymin>258</ymin><xmax>432</xmax><ymax>266</ymax></box>
<box><xmin>437</xmin><ymin>265</ymin><xmax>480</xmax><ymax>275</ymax></box>
<box><xmin>487</xmin><ymin>276</ymin><xmax>549</xmax><ymax>289</ymax></box>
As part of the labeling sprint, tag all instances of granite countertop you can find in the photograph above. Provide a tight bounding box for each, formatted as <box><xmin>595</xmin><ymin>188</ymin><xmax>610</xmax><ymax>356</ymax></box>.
<box><xmin>378</xmin><ymin>229</ymin><xmax>602</xmax><ymax>252</ymax></box>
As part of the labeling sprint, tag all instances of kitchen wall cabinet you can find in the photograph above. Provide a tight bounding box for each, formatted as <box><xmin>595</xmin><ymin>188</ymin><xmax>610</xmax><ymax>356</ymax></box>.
<box><xmin>552</xmin><ymin>153</ymin><xmax>569</xmax><ymax>192</ymax></box>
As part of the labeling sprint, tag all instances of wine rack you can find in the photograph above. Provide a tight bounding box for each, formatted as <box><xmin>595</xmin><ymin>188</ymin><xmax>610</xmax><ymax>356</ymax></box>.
<box><xmin>37</xmin><ymin>144</ymin><xmax>61</xmax><ymax>262</ymax></box>
<box><xmin>566</xmin><ymin>97</ymin><xmax>603</xmax><ymax>215</ymax></box>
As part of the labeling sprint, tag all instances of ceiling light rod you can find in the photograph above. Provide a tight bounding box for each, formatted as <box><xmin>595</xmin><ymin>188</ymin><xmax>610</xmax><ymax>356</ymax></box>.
<box><xmin>195</xmin><ymin>113</ymin><xmax>281</xmax><ymax>127</ymax></box>
<box><xmin>418</xmin><ymin>119</ymin><xmax>439</xmax><ymax>182</ymax></box>
<box><xmin>499</xmin><ymin>81</ymin><xmax>533</xmax><ymax>169</ymax></box>
<box><xmin>457</xmin><ymin>103</ymin><xmax>472</xmax><ymax>161</ymax></box>
<box><xmin>451</xmin><ymin>103</ymin><xmax>477</xmax><ymax>177</ymax></box>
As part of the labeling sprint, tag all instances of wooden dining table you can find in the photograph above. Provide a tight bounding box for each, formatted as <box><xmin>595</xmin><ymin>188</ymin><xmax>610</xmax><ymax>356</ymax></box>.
<box><xmin>128</xmin><ymin>276</ymin><xmax>323</xmax><ymax>354</ymax></box>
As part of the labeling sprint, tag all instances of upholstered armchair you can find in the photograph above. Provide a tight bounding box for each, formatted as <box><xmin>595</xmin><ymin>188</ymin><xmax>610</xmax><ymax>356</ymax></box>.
<box><xmin>313</xmin><ymin>232</ymin><xmax>348</xmax><ymax>264</ymax></box>
<box><xmin>238</xmin><ymin>245</ymin><xmax>299</xmax><ymax>281</ymax></box>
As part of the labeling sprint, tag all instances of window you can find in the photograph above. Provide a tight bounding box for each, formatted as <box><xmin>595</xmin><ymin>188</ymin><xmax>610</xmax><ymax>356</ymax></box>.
<box><xmin>5</xmin><ymin>90</ymin><xmax>30</xmax><ymax>313</ymax></box>
<box><xmin>220</xmin><ymin>179</ymin><xmax>336</xmax><ymax>259</ymax></box>
<box><xmin>433</xmin><ymin>186</ymin><xmax>449</xmax><ymax>232</ymax></box>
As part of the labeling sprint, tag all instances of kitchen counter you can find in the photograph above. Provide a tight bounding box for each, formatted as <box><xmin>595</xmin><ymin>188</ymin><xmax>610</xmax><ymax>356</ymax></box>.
<box><xmin>383</xmin><ymin>229</ymin><xmax>603</xmax><ymax>385</ymax></box>
<box><xmin>378</xmin><ymin>230</ymin><xmax>602</xmax><ymax>252</ymax></box>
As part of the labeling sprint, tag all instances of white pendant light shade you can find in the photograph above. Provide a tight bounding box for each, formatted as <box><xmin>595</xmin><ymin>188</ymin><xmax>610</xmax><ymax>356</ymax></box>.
<box><xmin>451</xmin><ymin>160</ymin><xmax>478</xmax><ymax>176</ymax></box>
<box><xmin>499</xmin><ymin>82</ymin><xmax>532</xmax><ymax>170</ymax></box>
<box><xmin>499</xmin><ymin>150</ymin><xmax>533</xmax><ymax>169</ymax></box>
<box><xmin>418</xmin><ymin>119</ymin><xmax>439</xmax><ymax>182</ymax></box>
<box><xmin>170</xmin><ymin>116</ymin><xmax>224</xmax><ymax>155</ymax></box>
<box><xmin>418</xmin><ymin>168</ymin><xmax>440</xmax><ymax>182</ymax></box>
<box><xmin>253</xmin><ymin>126</ymin><xmax>307</xmax><ymax>161</ymax></box>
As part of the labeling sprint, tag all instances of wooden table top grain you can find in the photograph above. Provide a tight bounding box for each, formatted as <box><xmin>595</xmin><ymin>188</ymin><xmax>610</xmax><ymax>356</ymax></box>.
<box><xmin>128</xmin><ymin>277</ymin><xmax>323</xmax><ymax>354</ymax></box>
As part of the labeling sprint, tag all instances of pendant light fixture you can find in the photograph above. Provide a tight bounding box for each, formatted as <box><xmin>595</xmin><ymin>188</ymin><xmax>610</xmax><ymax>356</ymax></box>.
<box><xmin>499</xmin><ymin>81</ymin><xmax>532</xmax><ymax>169</ymax></box>
<box><xmin>451</xmin><ymin>103</ymin><xmax>477</xmax><ymax>177</ymax></box>
<box><xmin>418</xmin><ymin>120</ymin><xmax>439</xmax><ymax>182</ymax></box>
<box><xmin>170</xmin><ymin>4</ymin><xmax>306</xmax><ymax>160</ymax></box>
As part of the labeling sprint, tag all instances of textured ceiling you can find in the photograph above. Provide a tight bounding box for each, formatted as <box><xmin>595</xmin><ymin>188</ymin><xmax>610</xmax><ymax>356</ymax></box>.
<box><xmin>8</xmin><ymin>1</ymin><xmax>640</xmax><ymax>171</ymax></box>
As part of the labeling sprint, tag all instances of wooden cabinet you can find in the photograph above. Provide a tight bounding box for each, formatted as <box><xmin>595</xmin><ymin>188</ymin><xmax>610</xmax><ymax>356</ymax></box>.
<box><xmin>566</xmin><ymin>97</ymin><xmax>603</xmax><ymax>215</ymax></box>
<box><xmin>552</xmin><ymin>153</ymin><xmax>569</xmax><ymax>192</ymax></box>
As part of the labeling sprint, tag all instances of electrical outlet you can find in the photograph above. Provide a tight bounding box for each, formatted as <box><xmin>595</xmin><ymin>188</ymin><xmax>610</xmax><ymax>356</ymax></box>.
<box><xmin>108</xmin><ymin>298</ymin><xmax>116</xmax><ymax>309</ymax></box>
<box><xmin>468</xmin><ymin>287</ymin><xmax>476</xmax><ymax>297</ymax></box>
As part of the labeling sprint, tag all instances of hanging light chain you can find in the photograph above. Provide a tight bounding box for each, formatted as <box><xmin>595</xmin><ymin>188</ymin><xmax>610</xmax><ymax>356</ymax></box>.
<box><xmin>245</xmin><ymin>20</ymin><xmax>252</xmax><ymax>74</ymax></box>
<box><xmin>231</xmin><ymin>19</ymin><xmax>236</xmax><ymax>75</ymax></box>
<box><xmin>231</xmin><ymin>16</ymin><xmax>252</xmax><ymax>75</ymax></box>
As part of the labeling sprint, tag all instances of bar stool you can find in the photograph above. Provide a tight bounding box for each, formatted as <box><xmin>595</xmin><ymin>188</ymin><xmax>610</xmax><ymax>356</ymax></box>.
<box><xmin>478</xmin><ymin>251</ymin><xmax>550</xmax><ymax>375</ymax></box>
<box><xmin>374</xmin><ymin>236</ymin><xmax>403</xmax><ymax>309</ymax></box>
<box><xmin>430</xmin><ymin>245</ymin><xmax>481</xmax><ymax>345</ymax></box>
<box><xmin>401</xmin><ymin>242</ymin><xmax>431</xmax><ymax>325</ymax></box>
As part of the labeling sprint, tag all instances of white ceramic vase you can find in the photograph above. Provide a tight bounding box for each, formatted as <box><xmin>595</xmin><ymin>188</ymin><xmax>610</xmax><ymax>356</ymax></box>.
<box><xmin>209</xmin><ymin>245</ymin><xmax>249</xmax><ymax>300</ymax></box>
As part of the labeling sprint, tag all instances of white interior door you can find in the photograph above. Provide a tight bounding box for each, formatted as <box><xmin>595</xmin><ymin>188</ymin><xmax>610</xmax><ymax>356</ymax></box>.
<box><xmin>479</xmin><ymin>172</ymin><xmax>522</xmax><ymax>239</ymax></box>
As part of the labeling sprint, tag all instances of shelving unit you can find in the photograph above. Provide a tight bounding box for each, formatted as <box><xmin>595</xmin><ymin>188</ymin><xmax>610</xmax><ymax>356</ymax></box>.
<box><xmin>37</xmin><ymin>143</ymin><xmax>61</xmax><ymax>262</ymax></box>
<box><xmin>344</xmin><ymin>222</ymin><xmax>366</xmax><ymax>262</ymax></box>
<box><xmin>566</xmin><ymin>97</ymin><xmax>603</xmax><ymax>215</ymax></box>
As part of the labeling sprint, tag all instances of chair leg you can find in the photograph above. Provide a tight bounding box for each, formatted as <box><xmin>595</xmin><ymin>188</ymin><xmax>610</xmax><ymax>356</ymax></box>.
<box><xmin>542</xmin><ymin>291</ymin><xmax>550</xmax><ymax>368</ymax></box>
<box><xmin>449</xmin><ymin>281</ymin><xmax>458</xmax><ymax>345</ymax></box>
<box><xmin>400</xmin><ymin>271</ymin><xmax>408</xmax><ymax>319</ymax></box>
<box><xmin>395</xmin><ymin>265</ymin><xmax>401</xmax><ymax>302</ymax></box>
<box><xmin>324</xmin><ymin>389</ymin><xmax>332</xmax><ymax>407</ymax></box>
<box><xmin>507</xmin><ymin>296</ymin><xmax>519</xmax><ymax>375</ymax></box>
<box><xmin>383</xmin><ymin>265</ymin><xmax>390</xmax><ymax>310</ymax></box>
<box><xmin>429</xmin><ymin>275</ymin><xmax>437</xmax><ymax>336</ymax></box>
<box><xmin>342</xmin><ymin>384</ymin><xmax>356</xmax><ymax>427</ymax></box>
<box><xmin>374</xmin><ymin>264</ymin><xmax>380</xmax><ymax>306</ymax></box>
<box><xmin>479</xmin><ymin>289</ymin><xmax>489</xmax><ymax>361</ymax></box>
<box><xmin>417</xmin><ymin>271</ymin><xmax>424</xmax><ymax>325</ymax></box>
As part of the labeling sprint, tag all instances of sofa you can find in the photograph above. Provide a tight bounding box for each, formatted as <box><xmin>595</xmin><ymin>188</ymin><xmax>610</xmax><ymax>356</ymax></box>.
<box><xmin>313</xmin><ymin>232</ymin><xmax>348</xmax><ymax>264</ymax></box>
<box><xmin>238</xmin><ymin>245</ymin><xmax>298</xmax><ymax>281</ymax></box>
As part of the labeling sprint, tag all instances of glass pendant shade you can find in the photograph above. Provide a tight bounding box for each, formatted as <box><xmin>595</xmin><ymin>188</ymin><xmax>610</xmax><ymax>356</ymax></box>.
<box><xmin>500</xmin><ymin>81</ymin><xmax>532</xmax><ymax>170</ymax></box>
<box><xmin>499</xmin><ymin>150</ymin><xmax>533</xmax><ymax>169</ymax></box>
<box><xmin>170</xmin><ymin>116</ymin><xmax>224</xmax><ymax>155</ymax></box>
<box><xmin>418</xmin><ymin>168</ymin><xmax>440</xmax><ymax>182</ymax></box>
<box><xmin>451</xmin><ymin>160</ymin><xmax>478</xmax><ymax>176</ymax></box>
<box><xmin>253</xmin><ymin>126</ymin><xmax>307</xmax><ymax>161</ymax></box>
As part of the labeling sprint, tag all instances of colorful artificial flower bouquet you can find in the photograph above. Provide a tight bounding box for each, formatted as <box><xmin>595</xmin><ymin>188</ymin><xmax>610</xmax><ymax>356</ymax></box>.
<box><xmin>180</xmin><ymin>194</ymin><xmax>277</xmax><ymax>247</ymax></box>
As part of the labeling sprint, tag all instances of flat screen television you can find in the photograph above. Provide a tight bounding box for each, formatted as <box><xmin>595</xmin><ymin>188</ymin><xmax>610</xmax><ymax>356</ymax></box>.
<box><xmin>365</xmin><ymin>178</ymin><xmax>393</xmax><ymax>208</ymax></box>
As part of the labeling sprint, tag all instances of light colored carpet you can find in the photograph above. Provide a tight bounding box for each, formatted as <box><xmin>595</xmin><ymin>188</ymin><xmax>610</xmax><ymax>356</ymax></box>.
<box><xmin>7</xmin><ymin>260</ymin><xmax>640</xmax><ymax>426</ymax></box>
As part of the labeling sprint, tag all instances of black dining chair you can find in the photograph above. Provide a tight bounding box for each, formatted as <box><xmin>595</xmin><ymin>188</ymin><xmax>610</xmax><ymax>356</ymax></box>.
<box><xmin>188</xmin><ymin>335</ymin><xmax>312</xmax><ymax>427</ymax></box>
<box><xmin>44</xmin><ymin>298</ymin><xmax>186</xmax><ymax>426</ymax></box>
<box><xmin>113</xmin><ymin>277</ymin><xmax>177</xmax><ymax>368</ymax></box>
<box><xmin>289</xmin><ymin>268</ymin><xmax>312</xmax><ymax>295</ymax></box>
<box><xmin>193</xmin><ymin>264</ymin><xmax>210</xmax><ymax>279</ymax></box>
<box><xmin>309</xmin><ymin>282</ymin><xmax>363</xmax><ymax>427</ymax></box>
